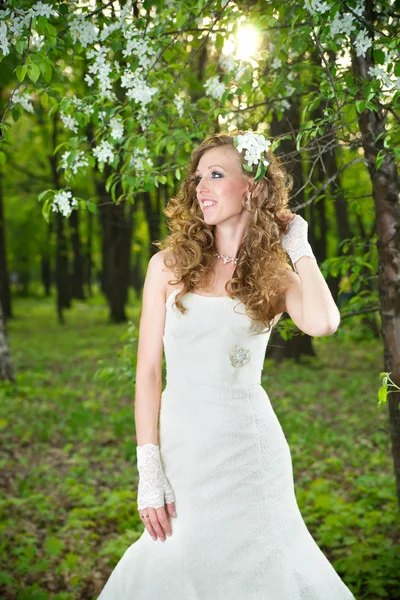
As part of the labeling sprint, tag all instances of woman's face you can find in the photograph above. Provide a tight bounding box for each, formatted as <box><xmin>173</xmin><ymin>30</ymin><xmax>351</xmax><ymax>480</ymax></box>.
<box><xmin>195</xmin><ymin>145</ymin><xmax>250</xmax><ymax>223</ymax></box>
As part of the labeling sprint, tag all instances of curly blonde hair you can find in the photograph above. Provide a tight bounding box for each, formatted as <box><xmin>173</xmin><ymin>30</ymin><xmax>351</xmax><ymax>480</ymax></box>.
<box><xmin>153</xmin><ymin>130</ymin><xmax>294</xmax><ymax>332</ymax></box>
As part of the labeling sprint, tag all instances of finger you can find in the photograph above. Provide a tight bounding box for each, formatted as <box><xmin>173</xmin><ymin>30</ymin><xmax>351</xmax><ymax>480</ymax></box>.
<box><xmin>165</xmin><ymin>501</ymin><xmax>177</xmax><ymax>518</ymax></box>
<box><xmin>148</xmin><ymin>507</ymin><xmax>166</xmax><ymax>541</ymax></box>
<box><xmin>140</xmin><ymin>511</ymin><xmax>157</xmax><ymax>540</ymax></box>
<box><xmin>156</xmin><ymin>506</ymin><xmax>173</xmax><ymax>536</ymax></box>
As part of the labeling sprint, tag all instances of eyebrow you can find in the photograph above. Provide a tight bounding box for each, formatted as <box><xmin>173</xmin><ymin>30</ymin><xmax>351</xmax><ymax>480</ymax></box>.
<box><xmin>195</xmin><ymin>164</ymin><xmax>226</xmax><ymax>174</ymax></box>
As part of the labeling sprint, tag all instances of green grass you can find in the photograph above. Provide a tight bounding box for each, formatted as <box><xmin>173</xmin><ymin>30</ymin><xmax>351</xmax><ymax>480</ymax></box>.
<box><xmin>0</xmin><ymin>295</ymin><xmax>399</xmax><ymax>599</ymax></box>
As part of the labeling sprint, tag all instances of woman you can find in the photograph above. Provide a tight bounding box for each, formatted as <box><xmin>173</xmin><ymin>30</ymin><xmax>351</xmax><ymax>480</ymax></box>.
<box><xmin>98</xmin><ymin>131</ymin><xmax>356</xmax><ymax>599</ymax></box>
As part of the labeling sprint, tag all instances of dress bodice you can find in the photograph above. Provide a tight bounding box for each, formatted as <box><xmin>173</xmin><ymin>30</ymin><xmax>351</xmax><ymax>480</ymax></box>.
<box><xmin>162</xmin><ymin>288</ymin><xmax>272</xmax><ymax>387</ymax></box>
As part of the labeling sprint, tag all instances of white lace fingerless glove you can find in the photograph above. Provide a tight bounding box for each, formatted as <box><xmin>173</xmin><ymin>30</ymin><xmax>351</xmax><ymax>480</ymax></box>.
<box><xmin>137</xmin><ymin>443</ymin><xmax>176</xmax><ymax>510</ymax></box>
<box><xmin>280</xmin><ymin>214</ymin><xmax>316</xmax><ymax>271</ymax></box>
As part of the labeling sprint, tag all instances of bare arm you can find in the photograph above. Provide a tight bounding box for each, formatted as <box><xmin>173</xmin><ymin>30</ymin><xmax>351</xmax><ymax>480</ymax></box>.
<box><xmin>283</xmin><ymin>257</ymin><xmax>341</xmax><ymax>337</ymax></box>
<box><xmin>135</xmin><ymin>251</ymin><xmax>167</xmax><ymax>446</ymax></box>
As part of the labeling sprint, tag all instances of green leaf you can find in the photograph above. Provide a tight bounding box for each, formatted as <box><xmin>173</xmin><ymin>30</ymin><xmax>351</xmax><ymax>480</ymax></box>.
<box><xmin>242</xmin><ymin>163</ymin><xmax>253</xmax><ymax>172</ymax></box>
<box><xmin>15</xmin><ymin>40</ymin><xmax>26</xmax><ymax>55</ymax></box>
<box><xmin>38</xmin><ymin>189</ymin><xmax>54</xmax><ymax>202</ymax></box>
<box><xmin>60</xmin><ymin>97</ymin><xmax>72</xmax><ymax>113</ymax></box>
<box><xmin>158</xmin><ymin>175</ymin><xmax>167</xmax><ymax>185</ymax></box>
<box><xmin>377</xmin><ymin>385</ymin><xmax>387</xmax><ymax>406</ymax></box>
<box><xmin>86</xmin><ymin>201</ymin><xmax>97</xmax><ymax>215</ymax></box>
<box><xmin>41</xmin><ymin>92</ymin><xmax>48</xmax><ymax>108</ymax></box>
<box><xmin>28</xmin><ymin>63</ymin><xmax>41</xmax><ymax>83</ymax></box>
<box><xmin>216</xmin><ymin>34</ymin><xmax>224</xmax><ymax>52</ymax></box>
<box><xmin>355</xmin><ymin>100</ymin><xmax>366</xmax><ymax>114</ymax></box>
<box><xmin>166</xmin><ymin>141</ymin><xmax>176</xmax><ymax>155</ymax></box>
<box><xmin>254</xmin><ymin>161</ymin><xmax>266</xmax><ymax>183</ymax></box>
<box><xmin>175</xmin><ymin>168</ymin><xmax>181</xmax><ymax>180</ymax></box>
<box><xmin>373</xmin><ymin>49</ymin><xmax>386</xmax><ymax>65</ymax></box>
<box><xmin>0</xmin><ymin>151</ymin><xmax>6</xmax><ymax>167</ymax></box>
<box><xmin>42</xmin><ymin>196</ymin><xmax>53</xmax><ymax>223</ymax></box>
<box><xmin>376</xmin><ymin>151</ymin><xmax>384</xmax><ymax>171</ymax></box>
<box><xmin>12</xmin><ymin>109</ymin><xmax>20</xmax><ymax>122</ymax></box>
<box><xmin>16</xmin><ymin>65</ymin><xmax>27</xmax><ymax>82</ymax></box>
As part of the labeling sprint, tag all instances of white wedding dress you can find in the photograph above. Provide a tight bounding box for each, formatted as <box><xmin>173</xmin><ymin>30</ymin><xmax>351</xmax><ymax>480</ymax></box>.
<box><xmin>98</xmin><ymin>288</ymin><xmax>356</xmax><ymax>600</ymax></box>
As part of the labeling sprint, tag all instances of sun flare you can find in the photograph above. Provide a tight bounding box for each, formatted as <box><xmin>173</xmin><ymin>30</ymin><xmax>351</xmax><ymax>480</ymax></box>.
<box><xmin>235</xmin><ymin>25</ymin><xmax>259</xmax><ymax>60</ymax></box>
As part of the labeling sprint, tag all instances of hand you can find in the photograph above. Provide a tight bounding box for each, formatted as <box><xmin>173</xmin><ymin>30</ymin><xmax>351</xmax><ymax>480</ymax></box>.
<box><xmin>280</xmin><ymin>213</ymin><xmax>316</xmax><ymax>268</ymax></box>
<box><xmin>137</xmin><ymin>443</ymin><xmax>176</xmax><ymax>542</ymax></box>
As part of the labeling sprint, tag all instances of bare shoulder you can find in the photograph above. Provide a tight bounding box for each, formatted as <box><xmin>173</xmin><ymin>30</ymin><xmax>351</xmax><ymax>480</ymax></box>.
<box><xmin>146</xmin><ymin>249</ymin><xmax>173</xmax><ymax>300</ymax></box>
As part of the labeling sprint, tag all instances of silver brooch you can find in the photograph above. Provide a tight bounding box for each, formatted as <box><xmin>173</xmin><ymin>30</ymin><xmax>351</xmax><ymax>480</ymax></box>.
<box><xmin>229</xmin><ymin>344</ymin><xmax>251</xmax><ymax>368</ymax></box>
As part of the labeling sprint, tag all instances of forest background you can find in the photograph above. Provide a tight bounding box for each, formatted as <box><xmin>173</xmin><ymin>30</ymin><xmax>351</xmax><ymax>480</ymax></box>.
<box><xmin>0</xmin><ymin>0</ymin><xmax>399</xmax><ymax>598</ymax></box>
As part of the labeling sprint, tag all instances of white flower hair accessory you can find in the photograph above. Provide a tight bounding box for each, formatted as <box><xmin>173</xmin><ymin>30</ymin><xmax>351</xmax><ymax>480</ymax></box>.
<box><xmin>233</xmin><ymin>132</ymin><xmax>272</xmax><ymax>183</ymax></box>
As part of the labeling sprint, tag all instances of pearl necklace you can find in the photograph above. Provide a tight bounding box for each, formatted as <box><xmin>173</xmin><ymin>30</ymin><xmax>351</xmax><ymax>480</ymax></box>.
<box><xmin>214</xmin><ymin>251</ymin><xmax>238</xmax><ymax>265</ymax></box>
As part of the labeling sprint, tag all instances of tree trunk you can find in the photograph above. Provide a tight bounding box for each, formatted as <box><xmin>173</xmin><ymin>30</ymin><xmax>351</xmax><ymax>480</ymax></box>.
<box><xmin>0</xmin><ymin>284</ymin><xmax>14</xmax><ymax>382</ymax></box>
<box><xmin>85</xmin><ymin>210</ymin><xmax>93</xmax><ymax>297</ymax></box>
<box><xmin>69</xmin><ymin>209</ymin><xmax>85</xmax><ymax>300</ymax></box>
<box><xmin>352</xmin><ymin>35</ymin><xmax>400</xmax><ymax>507</ymax></box>
<box><xmin>96</xmin><ymin>177</ymin><xmax>134</xmax><ymax>322</ymax></box>
<box><xmin>55</xmin><ymin>212</ymin><xmax>71</xmax><ymax>324</ymax></box>
<box><xmin>0</xmin><ymin>168</ymin><xmax>12</xmax><ymax>319</ymax></box>
<box><xmin>41</xmin><ymin>221</ymin><xmax>52</xmax><ymax>297</ymax></box>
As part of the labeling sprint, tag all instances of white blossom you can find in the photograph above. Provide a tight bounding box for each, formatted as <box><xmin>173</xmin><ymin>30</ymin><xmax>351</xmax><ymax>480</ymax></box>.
<box><xmin>304</xmin><ymin>0</ymin><xmax>331</xmax><ymax>14</ymax></box>
<box><xmin>174</xmin><ymin>94</ymin><xmax>184</xmax><ymax>117</ymax></box>
<box><xmin>353</xmin><ymin>1</ymin><xmax>366</xmax><ymax>17</ymax></box>
<box><xmin>109</xmin><ymin>116</ymin><xmax>124</xmax><ymax>140</ymax></box>
<box><xmin>100</xmin><ymin>21</ymin><xmax>121</xmax><ymax>42</ymax></box>
<box><xmin>0</xmin><ymin>21</ymin><xmax>9</xmax><ymax>56</ymax></box>
<box><xmin>271</xmin><ymin>57</ymin><xmax>282</xmax><ymax>70</ymax></box>
<box><xmin>354</xmin><ymin>28</ymin><xmax>372</xmax><ymax>57</ymax></box>
<box><xmin>329</xmin><ymin>12</ymin><xmax>356</xmax><ymax>37</ymax></box>
<box><xmin>52</xmin><ymin>190</ymin><xmax>78</xmax><ymax>217</ymax></box>
<box><xmin>122</xmin><ymin>30</ymin><xmax>157</xmax><ymax>70</ymax></box>
<box><xmin>31</xmin><ymin>30</ymin><xmax>44</xmax><ymax>50</ymax></box>
<box><xmin>69</xmin><ymin>14</ymin><xmax>98</xmax><ymax>48</ymax></box>
<box><xmin>84</xmin><ymin>74</ymin><xmax>94</xmax><ymax>86</ymax></box>
<box><xmin>60</xmin><ymin>150</ymin><xmax>89</xmax><ymax>174</ymax></box>
<box><xmin>93</xmin><ymin>140</ymin><xmax>115</xmax><ymax>164</ymax></box>
<box><xmin>11</xmin><ymin>90</ymin><xmax>34</xmax><ymax>113</ymax></box>
<box><xmin>329</xmin><ymin>13</ymin><xmax>343</xmax><ymax>37</ymax></box>
<box><xmin>60</xmin><ymin>112</ymin><xmax>79</xmax><ymax>133</ymax></box>
<box><xmin>121</xmin><ymin>67</ymin><xmax>158</xmax><ymax>107</ymax></box>
<box><xmin>234</xmin><ymin>132</ymin><xmax>272</xmax><ymax>168</ymax></box>
<box><xmin>130</xmin><ymin>146</ymin><xmax>153</xmax><ymax>172</ymax></box>
<box><xmin>137</xmin><ymin>107</ymin><xmax>151</xmax><ymax>130</ymax></box>
<box><xmin>30</xmin><ymin>2</ymin><xmax>57</xmax><ymax>18</ymax></box>
<box><xmin>368</xmin><ymin>51</ymin><xmax>400</xmax><ymax>92</ymax></box>
<box><xmin>219</xmin><ymin>53</ymin><xmax>235</xmax><ymax>73</ymax></box>
<box><xmin>204</xmin><ymin>76</ymin><xmax>225</xmax><ymax>101</ymax></box>
<box><xmin>86</xmin><ymin>45</ymin><xmax>114</xmax><ymax>100</ymax></box>
<box><xmin>278</xmin><ymin>98</ymin><xmax>291</xmax><ymax>111</ymax></box>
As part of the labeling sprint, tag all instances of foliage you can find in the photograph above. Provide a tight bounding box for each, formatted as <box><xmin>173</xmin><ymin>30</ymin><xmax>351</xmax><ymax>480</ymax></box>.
<box><xmin>0</xmin><ymin>0</ymin><xmax>398</xmax><ymax>214</ymax></box>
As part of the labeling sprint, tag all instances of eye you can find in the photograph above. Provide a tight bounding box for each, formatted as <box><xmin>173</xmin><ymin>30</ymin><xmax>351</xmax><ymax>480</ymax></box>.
<box><xmin>194</xmin><ymin>171</ymin><xmax>223</xmax><ymax>185</ymax></box>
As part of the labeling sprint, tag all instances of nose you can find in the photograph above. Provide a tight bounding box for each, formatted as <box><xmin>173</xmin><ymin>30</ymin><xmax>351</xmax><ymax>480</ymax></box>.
<box><xmin>197</xmin><ymin>179</ymin><xmax>210</xmax><ymax>196</ymax></box>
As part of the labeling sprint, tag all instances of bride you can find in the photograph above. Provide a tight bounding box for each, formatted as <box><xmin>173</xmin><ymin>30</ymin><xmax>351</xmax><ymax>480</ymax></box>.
<box><xmin>98</xmin><ymin>131</ymin><xmax>355</xmax><ymax>599</ymax></box>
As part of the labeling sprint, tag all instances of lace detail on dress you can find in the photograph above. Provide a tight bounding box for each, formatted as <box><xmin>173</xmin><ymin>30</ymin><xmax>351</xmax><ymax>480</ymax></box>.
<box><xmin>137</xmin><ymin>443</ymin><xmax>176</xmax><ymax>510</ymax></box>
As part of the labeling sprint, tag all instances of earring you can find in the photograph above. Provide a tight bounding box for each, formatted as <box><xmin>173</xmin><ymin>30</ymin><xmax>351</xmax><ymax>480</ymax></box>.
<box><xmin>245</xmin><ymin>192</ymin><xmax>251</xmax><ymax>210</ymax></box>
